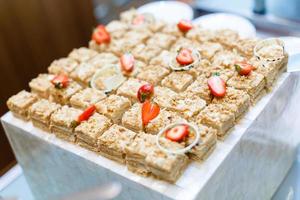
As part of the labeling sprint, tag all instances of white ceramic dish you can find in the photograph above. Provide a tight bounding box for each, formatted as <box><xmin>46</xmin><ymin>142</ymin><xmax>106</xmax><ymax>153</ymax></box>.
<box><xmin>137</xmin><ymin>1</ymin><xmax>193</xmax><ymax>23</ymax></box>
<box><xmin>193</xmin><ymin>13</ymin><xmax>256</xmax><ymax>38</ymax></box>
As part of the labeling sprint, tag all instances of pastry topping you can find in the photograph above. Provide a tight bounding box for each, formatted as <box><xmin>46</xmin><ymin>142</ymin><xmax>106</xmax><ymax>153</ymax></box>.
<box><xmin>208</xmin><ymin>74</ymin><xmax>226</xmax><ymax>98</ymax></box>
<box><xmin>77</xmin><ymin>105</ymin><xmax>96</xmax><ymax>123</ymax></box>
<box><xmin>176</xmin><ymin>48</ymin><xmax>194</xmax><ymax>65</ymax></box>
<box><xmin>165</xmin><ymin>124</ymin><xmax>189</xmax><ymax>142</ymax></box>
<box><xmin>132</xmin><ymin>14</ymin><xmax>145</xmax><ymax>25</ymax></box>
<box><xmin>51</xmin><ymin>74</ymin><xmax>69</xmax><ymax>89</ymax></box>
<box><xmin>137</xmin><ymin>84</ymin><xmax>154</xmax><ymax>103</ymax></box>
<box><xmin>142</xmin><ymin>100</ymin><xmax>160</xmax><ymax>125</ymax></box>
<box><xmin>92</xmin><ymin>25</ymin><xmax>111</xmax><ymax>45</ymax></box>
<box><xmin>90</xmin><ymin>64</ymin><xmax>126</xmax><ymax>93</ymax></box>
<box><xmin>177</xmin><ymin>19</ymin><xmax>193</xmax><ymax>32</ymax></box>
<box><xmin>120</xmin><ymin>53</ymin><xmax>135</xmax><ymax>73</ymax></box>
<box><xmin>235</xmin><ymin>61</ymin><xmax>253</xmax><ymax>76</ymax></box>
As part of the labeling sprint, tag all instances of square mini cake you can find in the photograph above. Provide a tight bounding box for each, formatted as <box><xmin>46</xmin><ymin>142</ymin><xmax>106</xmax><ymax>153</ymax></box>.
<box><xmin>70</xmin><ymin>88</ymin><xmax>106</xmax><ymax>110</ymax></box>
<box><xmin>227</xmin><ymin>72</ymin><xmax>266</xmax><ymax>104</ymax></box>
<box><xmin>50</xmin><ymin>105</ymin><xmax>82</xmax><ymax>142</ymax></box>
<box><xmin>75</xmin><ymin>113</ymin><xmax>112</xmax><ymax>152</ymax></box>
<box><xmin>50</xmin><ymin>79</ymin><xmax>82</xmax><ymax>105</ymax></box>
<box><xmin>121</xmin><ymin>103</ymin><xmax>143</xmax><ymax>132</ymax></box>
<box><xmin>87</xmin><ymin>53</ymin><xmax>119</xmax><ymax>68</ymax></box>
<box><xmin>29</xmin><ymin>99</ymin><xmax>61</xmax><ymax>131</ymax></box>
<box><xmin>68</xmin><ymin>47</ymin><xmax>98</xmax><ymax>63</ymax></box>
<box><xmin>137</xmin><ymin>65</ymin><xmax>170</xmax><ymax>85</ymax></box>
<box><xmin>132</xmin><ymin>44</ymin><xmax>162</xmax><ymax>63</ymax></box>
<box><xmin>70</xmin><ymin>62</ymin><xmax>98</xmax><ymax>86</ymax></box>
<box><xmin>146</xmin><ymin>33</ymin><xmax>176</xmax><ymax>50</ymax></box>
<box><xmin>95</xmin><ymin>95</ymin><xmax>131</xmax><ymax>123</ymax></box>
<box><xmin>161</xmin><ymin>71</ymin><xmax>194</xmax><ymax>92</ymax></box>
<box><xmin>117</xmin><ymin>78</ymin><xmax>149</xmax><ymax>103</ymax></box>
<box><xmin>48</xmin><ymin>57</ymin><xmax>78</xmax><ymax>75</ymax></box>
<box><xmin>6</xmin><ymin>90</ymin><xmax>38</xmax><ymax>121</ymax></box>
<box><xmin>98</xmin><ymin>124</ymin><xmax>137</xmax><ymax>163</ymax></box>
<box><xmin>197</xmin><ymin>103</ymin><xmax>235</xmax><ymax>139</ymax></box>
<box><xmin>29</xmin><ymin>73</ymin><xmax>54</xmax><ymax>99</ymax></box>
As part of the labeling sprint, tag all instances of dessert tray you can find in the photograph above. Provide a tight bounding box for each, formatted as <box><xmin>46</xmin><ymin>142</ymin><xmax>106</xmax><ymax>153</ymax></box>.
<box><xmin>2</xmin><ymin>8</ymin><xmax>299</xmax><ymax>200</ymax></box>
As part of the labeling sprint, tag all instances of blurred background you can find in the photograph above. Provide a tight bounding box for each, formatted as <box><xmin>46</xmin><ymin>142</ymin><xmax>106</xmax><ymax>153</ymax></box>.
<box><xmin>0</xmin><ymin>0</ymin><xmax>300</xmax><ymax>199</ymax></box>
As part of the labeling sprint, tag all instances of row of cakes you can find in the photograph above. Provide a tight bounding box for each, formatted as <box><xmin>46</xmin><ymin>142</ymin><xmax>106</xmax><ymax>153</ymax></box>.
<box><xmin>6</xmin><ymin>8</ymin><xmax>288</xmax><ymax>182</ymax></box>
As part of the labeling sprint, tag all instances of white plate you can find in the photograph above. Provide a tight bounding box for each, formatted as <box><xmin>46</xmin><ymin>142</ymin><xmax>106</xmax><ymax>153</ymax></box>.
<box><xmin>193</xmin><ymin>13</ymin><xmax>256</xmax><ymax>38</ymax></box>
<box><xmin>137</xmin><ymin>1</ymin><xmax>193</xmax><ymax>23</ymax></box>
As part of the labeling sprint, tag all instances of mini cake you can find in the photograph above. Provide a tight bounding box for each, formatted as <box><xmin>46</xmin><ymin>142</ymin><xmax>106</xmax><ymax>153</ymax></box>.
<box><xmin>212</xmin><ymin>87</ymin><xmax>250</xmax><ymax>119</ymax></box>
<box><xmin>213</xmin><ymin>29</ymin><xmax>240</xmax><ymax>49</ymax></box>
<box><xmin>145</xmin><ymin>138</ymin><xmax>188</xmax><ymax>183</ymax></box>
<box><xmin>186</xmin><ymin>26</ymin><xmax>216</xmax><ymax>43</ymax></box>
<box><xmin>170</xmin><ymin>38</ymin><xmax>199</xmax><ymax>51</ymax></box>
<box><xmin>161</xmin><ymin>24</ymin><xmax>184</xmax><ymax>38</ymax></box>
<box><xmin>48</xmin><ymin>57</ymin><xmax>78</xmax><ymax>75</ymax></box>
<box><xmin>7</xmin><ymin>90</ymin><xmax>38</xmax><ymax>120</ymax></box>
<box><xmin>98</xmin><ymin>124</ymin><xmax>137</xmax><ymax>163</ymax></box>
<box><xmin>132</xmin><ymin>44</ymin><xmax>162</xmax><ymax>63</ymax></box>
<box><xmin>212</xmin><ymin>50</ymin><xmax>244</xmax><ymax>68</ymax></box>
<box><xmin>149</xmin><ymin>50</ymin><xmax>173</xmax><ymax>69</ymax></box>
<box><xmin>95</xmin><ymin>95</ymin><xmax>131</xmax><ymax>123</ymax></box>
<box><xmin>49</xmin><ymin>79</ymin><xmax>82</xmax><ymax>105</ymax></box>
<box><xmin>75</xmin><ymin>113</ymin><xmax>112</xmax><ymax>152</ymax></box>
<box><xmin>107</xmin><ymin>39</ymin><xmax>140</xmax><ymax>56</ymax></box>
<box><xmin>146</xmin><ymin>33</ymin><xmax>176</xmax><ymax>50</ymax></box>
<box><xmin>29</xmin><ymin>73</ymin><xmax>54</xmax><ymax>98</ymax></box>
<box><xmin>70</xmin><ymin>88</ymin><xmax>106</xmax><ymax>110</ymax></box>
<box><xmin>197</xmin><ymin>104</ymin><xmax>235</xmax><ymax>139</ymax></box>
<box><xmin>68</xmin><ymin>47</ymin><xmax>98</xmax><ymax>63</ymax></box>
<box><xmin>227</xmin><ymin>72</ymin><xmax>266</xmax><ymax>104</ymax></box>
<box><xmin>205</xmin><ymin>65</ymin><xmax>235</xmax><ymax>82</ymax></box>
<box><xmin>88</xmin><ymin>53</ymin><xmax>119</xmax><ymax>68</ymax></box>
<box><xmin>70</xmin><ymin>62</ymin><xmax>98</xmax><ymax>86</ymax></box>
<box><xmin>116</xmin><ymin>78</ymin><xmax>148</xmax><ymax>102</ymax></box>
<box><xmin>29</xmin><ymin>99</ymin><xmax>61</xmax><ymax>131</ymax></box>
<box><xmin>235</xmin><ymin>38</ymin><xmax>259</xmax><ymax>58</ymax></box>
<box><xmin>119</xmin><ymin>59</ymin><xmax>146</xmax><ymax>78</ymax></box>
<box><xmin>161</xmin><ymin>71</ymin><xmax>193</xmax><ymax>92</ymax></box>
<box><xmin>153</xmin><ymin>86</ymin><xmax>177</xmax><ymax>108</ymax></box>
<box><xmin>184</xmin><ymin>75</ymin><xmax>213</xmax><ymax>104</ymax></box>
<box><xmin>137</xmin><ymin>65</ymin><xmax>170</xmax><ymax>85</ymax></box>
<box><xmin>198</xmin><ymin>42</ymin><xmax>223</xmax><ymax>61</ymax></box>
<box><xmin>105</xmin><ymin>20</ymin><xmax>129</xmax><ymax>39</ymax></box>
<box><xmin>121</xmin><ymin>103</ymin><xmax>143</xmax><ymax>132</ymax></box>
<box><xmin>125</xmin><ymin>133</ymin><xmax>157</xmax><ymax>175</ymax></box>
<box><xmin>145</xmin><ymin>110</ymin><xmax>186</xmax><ymax>134</ymax></box>
<box><xmin>50</xmin><ymin>105</ymin><xmax>82</xmax><ymax>142</ymax></box>
<box><xmin>188</xmin><ymin>124</ymin><xmax>217</xmax><ymax>161</ymax></box>
<box><xmin>124</xmin><ymin>29</ymin><xmax>152</xmax><ymax>44</ymax></box>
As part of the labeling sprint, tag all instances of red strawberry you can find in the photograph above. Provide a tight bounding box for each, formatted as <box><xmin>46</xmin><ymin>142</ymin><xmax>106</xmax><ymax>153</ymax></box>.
<box><xmin>77</xmin><ymin>105</ymin><xmax>96</xmax><ymax>123</ymax></box>
<box><xmin>120</xmin><ymin>53</ymin><xmax>135</xmax><ymax>73</ymax></box>
<box><xmin>132</xmin><ymin>15</ymin><xmax>145</xmax><ymax>25</ymax></box>
<box><xmin>137</xmin><ymin>84</ymin><xmax>154</xmax><ymax>103</ymax></box>
<box><xmin>92</xmin><ymin>25</ymin><xmax>111</xmax><ymax>44</ymax></box>
<box><xmin>142</xmin><ymin>100</ymin><xmax>160</xmax><ymax>126</ymax></box>
<box><xmin>51</xmin><ymin>74</ymin><xmax>69</xmax><ymax>89</ymax></box>
<box><xmin>235</xmin><ymin>61</ymin><xmax>253</xmax><ymax>76</ymax></box>
<box><xmin>207</xmin><ymin>75</ymin><xmax>226</xmax><ymax>98</ymax></box>
<box><xmin>177</xmin><ymin>19</ymin><xmax>193</xmax><ymax>32</ymax></box>
<box><xmin>176</xmin><ymin>48</ymin><xmax>194</xmax><ymax>65</ymax></box>
<box><xmin>165</xmin><ymin>124</ymin><xmax>189</xmax><ymax>142</ymax></box>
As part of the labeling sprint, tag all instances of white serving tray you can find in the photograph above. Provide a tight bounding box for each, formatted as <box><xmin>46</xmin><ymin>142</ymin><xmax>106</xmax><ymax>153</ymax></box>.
<box><xmin>2</xmin><ymin>73</ymin><xmax>300</xmax><ymax>200</ymax></box>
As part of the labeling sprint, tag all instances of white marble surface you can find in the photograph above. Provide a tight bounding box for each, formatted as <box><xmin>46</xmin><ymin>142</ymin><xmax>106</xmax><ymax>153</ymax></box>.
<box><xmin>2</xmin><ymin>73</ymin><xmax>300</xmax><ymax>200</ymax></box>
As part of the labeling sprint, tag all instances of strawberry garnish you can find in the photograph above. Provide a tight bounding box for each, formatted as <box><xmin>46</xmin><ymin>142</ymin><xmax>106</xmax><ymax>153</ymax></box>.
<box><xmin>235</xmin><ymin>61</ymin><xmax>253</xmax><ymax>76</ymax></box>
<box><xmin>137</xmin><ymin>84</ymin><xmax>154</xmax><ymax>103</ymax></box>
<box><xmin>142</xmin><ymin>100</ymin><xmax>160</xmax><ymax>126</ymax></box>
<box><xmin>132</xmin><ymin>15</ymin><xmax>145</xmax><ymax>25</ymax></box>
<box><xmin>77</xmin><ymin>105</ymin><xmax>96</xmax><ymax>123</ymax></box>
<box><xmin>207</xmin><ymin>74</ymin><xmax>226</xmax><ymax>98</ymax></box>
<box><xmin>177</xmin><ymin>19</ymin><xmax>193</xmax><ymax>32</ymax></box>
<box><xmin>92</xmin><ymin>25</ymin><xmax>111</xmax><ymax>45</ymax></box>
<box><xmin>176</xmin><ymin>48</ymin><xmax>194</xmax><ymax>65</ymax></box>
<box><xmin>51</xmin><ymin>74</ymin><xmax>69</xmax><ymax>89</ymax></box>
<box><xmin>165</xmin><ymin>124</ymin><xmax>189</xmax><ymax>142</ymax></box>
<box><xmin>120</xmin><ymin>53</ymin><xmax>135</xmax><ymax>73</ymax></box>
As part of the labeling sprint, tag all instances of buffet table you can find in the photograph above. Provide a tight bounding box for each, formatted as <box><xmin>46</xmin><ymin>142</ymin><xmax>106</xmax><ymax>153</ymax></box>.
<box><xmin>2</xmin><ymin>72</ymin><xmax>300</xmax><ymax>200</ymax></box>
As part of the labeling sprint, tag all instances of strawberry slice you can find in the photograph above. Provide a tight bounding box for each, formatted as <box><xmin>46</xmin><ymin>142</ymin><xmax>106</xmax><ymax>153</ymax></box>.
<box><xmin>92</xmin><ymin>25</ymin><xmax>111</xmax><ymax>45</ymax></box>
<box><xmin>165</xmin><ymin>124</ymin><xmax>189</xmax><ymax>142</ymax></box>
<box><xmin>51</xmin><ymin>74</ymin><xmax>69</xmax><ymax>89</ymax></box>
<box><xmin>176</xmin><ymin>48</ymin><xmax>194</xmax><ymax>65</ymax></box>
<box><xmin>120</xmin><ymin>53</ymin><xmax>135</xmax><ymax>73</ymax></box>
<box><xmin>77</xmin><ymin>105</ymin><xmax>96</xmax><ymax>123</ymax></box>
<box><xmin>142</xmin><ymin>100</ymin><xmax>160</xmax><ymax>126</ymax></box>
<box><xmin>235</xmin><ymin>61</ymin><xmax>253</xmax><ymax>76</ymax></box>
<box><xmin>132</xmin><ymin>15</ymin><xmax>145</xmax><ymax>25</ymax></box>
<box><xmin>177</xmin><ymin>19</ymin><xmax>193</xmax><ymax>32</ymax></box>
<box><xmin>207</xmin><ymin>75</ymin><xmax>226</xmax><ymax>98</ymax></box>
<box><xmin>137</xmin><ymin>84</ymin><xmax>154</xmax><ymax>103</ymax></box>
